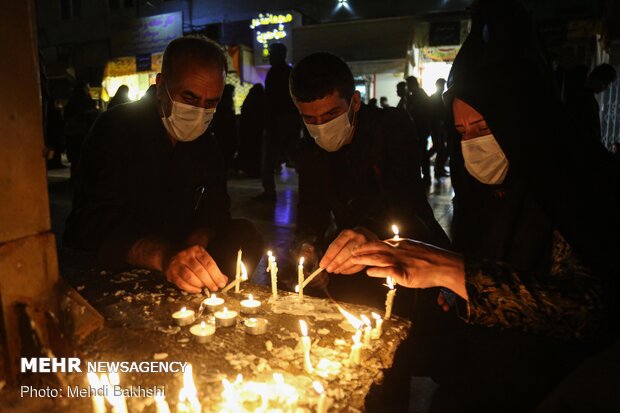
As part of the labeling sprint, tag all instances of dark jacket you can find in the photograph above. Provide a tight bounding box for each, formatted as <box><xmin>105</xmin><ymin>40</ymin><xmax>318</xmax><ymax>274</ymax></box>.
<box><xmin>64</xmin><ymin>99</ymin><xmax>231</xmax><ymax>267</ymax></box>
<box><xmin>295</xmin><ymin>105</ymin><xmax>450</xmax><ymax>251</ymax></box>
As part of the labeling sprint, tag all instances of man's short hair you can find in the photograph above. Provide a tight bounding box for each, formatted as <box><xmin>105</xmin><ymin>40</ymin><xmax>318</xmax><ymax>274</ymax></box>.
<box><xmin>290</xmin><ymin>52</ymin><xmax>355</xmax><ymax>103</ymax></box>
<box><xmin>590</xmin><ymin>63</ymin><xmax>617</xmax><ymax>83</ymax></box>
<box><xmin>162</xmin><ymin>36</ymin><xmax>228</xmax><ymax>78</ymax></box>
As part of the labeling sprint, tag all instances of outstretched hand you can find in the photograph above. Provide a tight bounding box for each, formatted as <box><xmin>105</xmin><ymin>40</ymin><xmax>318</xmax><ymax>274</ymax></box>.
<box><xmin>350</xmin><ymin>239</ymin><xmax>468</xmax><ymax>300</ymax></box>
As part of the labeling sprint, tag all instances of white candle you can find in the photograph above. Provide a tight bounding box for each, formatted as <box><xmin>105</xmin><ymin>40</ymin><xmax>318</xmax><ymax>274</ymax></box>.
<box><xmin>214</xmin><ymin>307</ymin><xmax>238</xmax><ymax>327</ymax></box>
<box><xmin>154</xmin><ymin>394</ymin><xmax>171</xmax><ymax>413</ymax></box>
<box><xmin>349</xmin><ymin>330</ymin><xmax>362</xmax><ymax>365</ymax></box>
<box><xmin>391</xmin><ymin>224</ymin><xmax>400</xmax><ymax>241</ymax></box>
<box><xmin>312</xmin><ymin>381</ymin><xmax>328</xmax><ymax>413</ymax></box>
<box><xmin>87</xmin><ymin>372</ymin><xmax>106</xmax><ymax>413</ymax></box>
<box><xmin>190</xmin><ymin>321</ymin><xmax>215</xmax><ymax>343</ymax></box>
<box><xmin>202</xmin><ymin>294</ymin><xmax>224</xmax><ymax>313</ymax></box>
<box><xmin>298</xmin><ymin>257</ymin><xmax>305</xmax><ymax>299</ymax></box>
<box><xmin>240</xmin><ymin>294</ymin><xmax>261</xmax><ymax>315</ymax></box>
<box><xmin>244</xmin><ymin>317</ymin><xmax>268</xmax><ymax>335</ymax></box>
<box><xmin>361</xmin><ymin>315</ymin><xmax>372</xmax><ymax>348</ymax></box>
<box><xmin>172</xmin><ymin>307</ymin><xmax>195</xmax><ymax>326</ymax></box>
<box><xmin>371</xmin><ymin>312</ymin><xmax>383</xmax><ymax>339</ymax></box>
<box><xmin>267</xmin><ymin>251</ymin><xmax>278</xmax><ymax>299</ymax></box>
<box><xmin>384</xmin><ymin>276</ymin><xmax>397</xmax><ymax>320</ymax></box>
<box><xmin>235</xmin><ymin>249</ymin><xmax>243</xmax><ymax>293</ymax></box>
<box><xmin>103</xmin><ymin>372</ymin><xmax>128</xmax><ymax>413</ymax></box>
<box><xmin>299</xmin><ymin>320</ymin><xmax>313</xmax><ymax>374</ymax></box>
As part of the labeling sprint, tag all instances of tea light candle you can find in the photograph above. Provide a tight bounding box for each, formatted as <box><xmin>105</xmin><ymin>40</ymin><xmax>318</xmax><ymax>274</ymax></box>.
<box><xmin>240</xmin><ymin>294</ymin><xmax>261</xmax><ymax>315</ymax></box>
<box><xmin>298</xmin><ymin>257</ymin><xmax>305</xmax><ymax>299</ymax></box>
<box><xmin>371</xmin><ymin>312</ymin><xmax>383</xmax><ymax>339</ymax></box>
<box><xmin>190</xmin><ymin>321</ymin><xmax>215</xmax><ymax>343</ymax></box>
<box><xmin>313</xmin><ymin>381</ymin><xmax>328</xmax><ymax>413</ymax></box>
<box><xmin>202</xmin><ymin>294</ymin><xmax>224</xmax><ymax>313</ymax></box>
<box><xmin>172</xmin><ymin>307</ymin><xmax>195</xmax><ymax>326</ymax></box>
<box><xmin>214</xmin><ymin>307</ymin><xmax>238</xmax><ymax>327</ymax></box>
<box><xmin>384</xmin><ymin>276</ymin><xmax>397</xmax><ymax>320</ymax></box>
<box><xmin>349</xmin><ymin>330</ymin><xmax>362</xmax><ymax>365</ymax></box>
<box><xmin>299</xmin><ymin>320</ymin><xmax>313</xmax><ymax>374</ymax></box>
<box><xmin>244</xmin><ymin>317</ymin><xmax>268</xmax><ymax>335</ymax></box>
<box><xmin>361</xmin><ymin>315</ymin><xmax>372</xmax><ymax>348</ymax></box>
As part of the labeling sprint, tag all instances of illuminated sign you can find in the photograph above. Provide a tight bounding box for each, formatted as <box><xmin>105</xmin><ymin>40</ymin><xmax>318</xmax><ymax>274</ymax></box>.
<box><xmin>250</xmin><ymin>12</ymin><xmax>301</xmax><ymax>66</ymax></box>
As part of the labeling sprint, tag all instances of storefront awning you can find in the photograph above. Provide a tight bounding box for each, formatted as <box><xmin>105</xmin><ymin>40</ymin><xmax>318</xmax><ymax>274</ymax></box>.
<box><xmin>292</xmin><ymin>17</ymin><xmax>416</xmax><ymax>72</ymax></box>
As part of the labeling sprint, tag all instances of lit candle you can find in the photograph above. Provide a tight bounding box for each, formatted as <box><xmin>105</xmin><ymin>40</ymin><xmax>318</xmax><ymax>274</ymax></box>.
<box><xmin>349</xmin><ymin>330</ymin><xmax>362</xmax><ymax>365</ymax></box>
<box><xmin>87</xmin><ymin>372</ymin><xmax>106</xmax><ymax>413</ymax></box>
<box><xmin>172</xmin><ymin>307</ymin><xmax>195</xmax><ymax>326</ymax></box>
<box><xmin>182</xmin><ymin>364</ymin><xmax>201</xmax><ymax>413</ymax></box>
<box><xmin>267</xmin><ymin>251</ymin><xmax>278</xmax><ymax>299</ymax></box>
<box><xmin>240</xmin><ymin>294</ymin><xmax>261</xmax><ymax>315</ymax></box>
<box><xmin>220</xmin><ymin>262</ymin><xmax>248</xmax><ymax>294</ymax></box>
<box><xmin>360</xmin><ymin>315</ymin><xmax>372</xmax><ymax>348</ymax></box>
<box><xmin>189</xmin><ymin>321</ymin><xmax>215</xmax><ymax>343</ymax></box>
<box><xmin>384</xmin><ymin>276</ymin><xmax>397</xmax><ymax>320</ymax></box>
<box><xmin>244</xmin><ymin>317</ymin><xmax>268</xmax><ymax>335</ymax></box>
<box><xmin>202</xmin><ymin>294</ymin><xmax>224</xmax><ymax>313</ymax></box>
<box><xmin>214</xmin><ymin>307</ymin><xmax>238</xmax><ymax>327</ymax></box>
<box><xmin>371</xmin><ymin>312</ymin><xmax>383</xmax><ymax>339</ymax></box>
<box><xmin>235</xmin><ymin>249</ymin><xmax>243</xmax><ymax>293</ymax></box>
<box><xmin>391</xmin><ymin>224</ymin><xmax>400</xmax><ymax>241</ymax></box>
<box><xmin>154</xmin><ymin>394</ymin><xmax>171</xmax><ymax>413</ymax></box>
<box><xmin>299</xmin><ymin>320</ymin><xmax>313</xmax><ymax>374</ymax></box>
<box><xmin>298</xmin><ymin>257</ymin><xmax>305</xmax><ymax>299</ymax></box>
<box><xmin>312</xmin><ymin>381</ymin><xmax>328</xmax><ymax>413</ymax></box>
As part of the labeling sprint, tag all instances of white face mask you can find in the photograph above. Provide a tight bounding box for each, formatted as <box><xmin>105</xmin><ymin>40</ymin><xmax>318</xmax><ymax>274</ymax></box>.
<box><xmin>161</xmin><ymin>83</ymin><xmax>215</xmax><ymax>142</ymax></box>
<box><xmin>461</xmin><ymin>134</ymin><xmax>509</xmax><ymax>185</ymax></box>
<box><xmin>304</xmin><ymin>99</ymin><xmax>355</xmax><ymax>152</ymax></box>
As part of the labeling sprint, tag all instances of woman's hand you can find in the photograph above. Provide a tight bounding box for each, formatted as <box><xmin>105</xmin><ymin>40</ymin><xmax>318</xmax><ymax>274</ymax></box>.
<box><xmin>320</xmin><ymin>227</ymin><xmax>378</xmax><ymax>275</ymax></box>
<box><xmin>350</xmin><ymin>239</ymin><xmax>468</xmax><ymax>300</ymax></box>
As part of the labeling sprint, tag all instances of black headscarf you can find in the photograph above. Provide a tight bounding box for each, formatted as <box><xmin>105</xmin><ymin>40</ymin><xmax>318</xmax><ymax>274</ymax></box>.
<box><xmin>446</xmin><ymin>0</ymin><xmax>620</xmax><ymax>331</ymax></box>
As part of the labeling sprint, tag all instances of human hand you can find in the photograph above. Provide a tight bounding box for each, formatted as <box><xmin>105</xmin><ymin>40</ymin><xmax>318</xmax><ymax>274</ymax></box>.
<box><xmin>163</xmin><ymin>245</ymin><xmax>228</xmax><ymax>293</ymax></box>
<box><xmin>320</xmin><ymin>227</ymin><xmax>378</xmax><ymax>275</ymax></box>
<box><xmin>350</xmin><ymin>239</ymin><xmax>467</xmax><ymax>299</ymax></box>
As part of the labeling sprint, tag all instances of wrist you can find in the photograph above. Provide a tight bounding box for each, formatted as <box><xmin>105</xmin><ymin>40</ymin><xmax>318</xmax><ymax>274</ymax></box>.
<box><xmin>438</xmin><ymin>253</ymin><xmax>467</xmax><ymax>300</ymax></box>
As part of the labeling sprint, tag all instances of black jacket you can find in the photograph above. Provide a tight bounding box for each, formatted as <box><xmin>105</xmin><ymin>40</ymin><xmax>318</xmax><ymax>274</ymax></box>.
<box><xmin>64</xmin><ymin>99</ymin><xmax>231</xmax><ymax>267</ymax></box>
<box><xmin>295</xmin><ymin>105</ymin><xmax>449</xmax><ymax>251</ymax></box>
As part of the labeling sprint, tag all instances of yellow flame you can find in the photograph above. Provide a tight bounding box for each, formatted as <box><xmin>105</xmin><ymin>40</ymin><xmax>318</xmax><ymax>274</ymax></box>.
<box><xmin>295</xmin><ymin>285</ymin><xmax>300</xmax><ymax>293</ymax></box>
<box><xmin>200</xmin><ymin>321</ymin><xmax>206</xmax><ymax>328</ymax></box>
<box><xmin>353</xmin><ymin>330</ymin><xmax>362</xmax><ymax>344</ymax></box>
<box><xmin>360</xmin><ymin>314</ymin><xmax>372</xmax><ymax>327</ymax></box>
<box><xmin>338</xmin><ymin>306</ymin><xmax>363</xmax><ymax>330</ymax></box>
<box><xmin>267</xmin><ymin>250</ymin><xmax>273</xmax><ymax>258</ymax></box>
<box><xmin>248</xmin><ymin>294</ymin><xmax>254</xmax><ymax>301</ymax></box>
<box><xmin>386</xmin><ymin>276</ymin><xmax>395</xmax><ymax>289</ymax></box>
<box><xmin>299</xmin><ymin>320</ymin><xmax>309</xmax><ymax>336</ymax></box>
<box><xmin>299</xmin><ymin>256</ymin><xmax>305</xmax><ymax>266</ymax></box>
<box><xmin>180</xmin><ymin>306</ymin><xmax>187</xmax><ymax>312</ymax></box>
<box><xmin>312</xmin><ymin>381</ymin><xmax>325</xmax><ymax>394</ymax></box>
<box><xmin>223</xmin><ymin>307</ymin><xmax>228</xmax><ymax>313</ymax></box>
<box><xmin>241</xmin><ymin>261</ymin><xmax>248</xmax><ymax>280</ymax></box>
<box><xmin>391</xmin><ymin>224</ymin><xmax>400</xmax><ymax>238</ymax></box>
<box><xmin>372</xmin><ymin>312</ymin><xmax>381</xmax><ymax>320</ymax></box>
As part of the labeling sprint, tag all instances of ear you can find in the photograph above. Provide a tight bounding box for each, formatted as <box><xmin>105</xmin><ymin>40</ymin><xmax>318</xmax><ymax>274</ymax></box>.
<box><xmin>352</xmin><ymin>90</ymin><xmax>362</xmax><ymax>113</ymax></box>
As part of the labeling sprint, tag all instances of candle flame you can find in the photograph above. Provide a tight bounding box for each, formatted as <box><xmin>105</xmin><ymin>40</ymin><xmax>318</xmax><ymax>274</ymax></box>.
<box><xmin>312</xmin><ymin>381</ymin><xmax>325</xmax><ymax>394</ymax></box>
<box><xmin>200</xmin><ymin>321</ymin><xmax>206</xmax><ymax>328</ymax></box>
<box><xmin>223</xmin><ymin>307</ymin><xmax>228</xmax><ymax>313</ymax></box>
<box><xmin>295</xmin><ymin>285</ymin><xmax>300</xmax><ymax>293</ymax></box>
<box><xmin>248</xmin><ymin>294</ymin><xmax>254</xmax><ymax>301</ymax></box>
<box><xmin>241</xmin><ymin>262</ymin><xmax>248</xmax><ymax>280</ymax></box>
<box><xmin>338</xmin><ymin>306</ymin><xmax>363</xmax><ymax>330</ymax></box>
<box><xmin>212</xmin><ymin>294</ymin><xmax>217</xmax><ymax>299</ymax></box>
<box><xmin>392</xmin><ymin>224</ymin><xmax>400</xmax><ymax>240</ymax></box>
<box><xmin>154</xmin><ymin>393</ymin><xmax>171</xmax><ymax>413</ymax></box>
<box><xmin>372</xmin><ymin>312</ymin><xmax>381</xmax><ymax>320</ymax></box>
<box><xmin>361</xmin><ymin>314</ymin><xmax>372</xmax><ymax>327</ymax></box>
<box><xmin>299</xmin><ymin>320</ymin><xmax>309</xmax><ymax>336</ymax></box>
<box><xmin>386</xmin><ymin>276</ymin><xmax>395</xmax><ymax>289</ymax></box>
<box><xmin>267</xmin><ymin>250</ymin><xmax>273</xmax><ymax>258</ymax></box>
<box><xmin>299</xmin><ymin>256</ymin><xmax>305</xmax><ymax>266</ymax></box>
<box><xmin>273</xmin><ymin>373</ymin><xmax>284</xmax><ymax>384</ymax></box>
<box><xmin>180</xmin><ymin>306</ymin><xmax>187</xmax><ymax>312</ymax></box>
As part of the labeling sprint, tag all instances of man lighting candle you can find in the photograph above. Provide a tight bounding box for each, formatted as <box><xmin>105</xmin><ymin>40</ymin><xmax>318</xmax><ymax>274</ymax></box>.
<box><xmin>289</xmin><ymin>52</ymin><xmax>449</xmax><ymax>310</ymax></box>
<box><xmin>63</xmin><ymin>36</ymin><xmax>263</xmax><ymax>293</ymax></box>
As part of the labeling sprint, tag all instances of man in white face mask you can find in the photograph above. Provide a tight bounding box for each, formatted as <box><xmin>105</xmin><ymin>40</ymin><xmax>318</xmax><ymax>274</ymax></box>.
<box><xmin>289</xmin><ymin>52</ymin><xmax>450</xmax><ymax>310</ymax></box>
<box><xmin>65</xmin><ymin>36</ymin><xmax>264</xmax><ymax>293</ymax></box>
